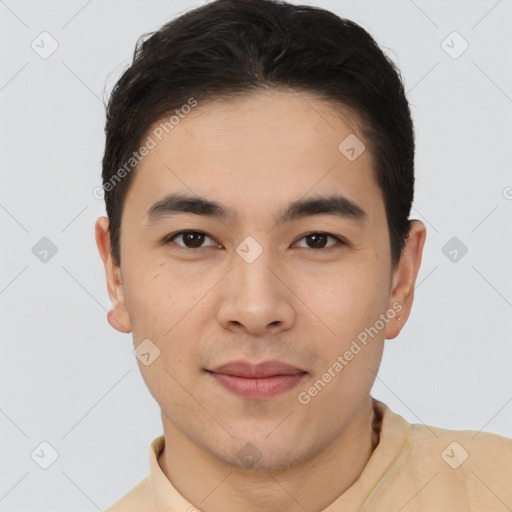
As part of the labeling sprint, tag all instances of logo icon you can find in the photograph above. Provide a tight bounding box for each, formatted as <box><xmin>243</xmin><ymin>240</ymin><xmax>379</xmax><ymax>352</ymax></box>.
<box><xmin>134</xmin><ymin>339</ymin><xmax>161</xmax><ymax>366</ymax></box>
<box><xmin>31</xmin><ymin>32</ymin><xmax>59</xmax><ymax>59</ymax></box>
<box><xmin>236</xmin><ymin>236</ymin><xmax>263</xmax><ymax>264</ymax></box>
<box><xmin>338</xmin><ymin>134</ymin><xmax>366</xmax><ymax>161</ymax></box>
<box><xmin>236</xmin><ymin>442</ymin><xmax>263</xmax><ymax>468</ymax></box>
<box><xmin>31</xmin><ymin>441</ymin><xmax>59</xmax><ymax>469</ymax></box>
<box><xmin>441</xmin><ymin>441</ymin><xmax>468</xmax><ymax>469</ymax></box>
<box><xmin>441</xmin><ymin>32</ymin><xmax>469</xmax><ymax>59</ymax></box>
<box><xmin>442</xmin><ymin>237</ymin><xmax>468</xmax><ymax>263</ymax></box>
<box><xmin>32</xmin><ymin>237</ymin><xmax>58</xmax><ymax>263</ymax></box>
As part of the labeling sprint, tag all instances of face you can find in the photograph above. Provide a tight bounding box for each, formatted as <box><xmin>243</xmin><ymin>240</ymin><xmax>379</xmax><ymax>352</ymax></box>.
<box><xmin>96</xmin><ymin>89</ymin><xmax>423</xmax><ymax>471</ymax></box>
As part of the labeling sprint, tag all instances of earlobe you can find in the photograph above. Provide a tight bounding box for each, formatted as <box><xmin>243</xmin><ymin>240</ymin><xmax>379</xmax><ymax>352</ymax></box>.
<box><xmin>95</xmin><ymin>216</ymin><xmax>133</xmax><ymax>334</ymax></box>
<box><xmin>385</xmin><ymin>220</ymin><xmax>427</xmax><ymax>340</ymax></box>
<box><xmin>107</xmin><ymin>303</ymin><xmax>132</xmax><ymax>333</ymax></box>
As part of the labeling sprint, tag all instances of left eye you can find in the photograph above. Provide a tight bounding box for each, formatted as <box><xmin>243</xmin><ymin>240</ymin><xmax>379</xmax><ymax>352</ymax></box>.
<box><xmin>293</xmin><ymin>232</ymin><xmax>343</xmax><ymax>250</ymax></box>
<box><xmin>164</xmin><ymin>231</ymin><xmax>344</xmax><ymax>251</ymax></box>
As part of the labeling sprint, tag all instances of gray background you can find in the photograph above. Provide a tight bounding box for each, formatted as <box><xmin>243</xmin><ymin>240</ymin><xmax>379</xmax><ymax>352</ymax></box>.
<box><xmin>1</xmin><ymin>0</ymin><xmax>511</xmax><ymax>510</ymax></box>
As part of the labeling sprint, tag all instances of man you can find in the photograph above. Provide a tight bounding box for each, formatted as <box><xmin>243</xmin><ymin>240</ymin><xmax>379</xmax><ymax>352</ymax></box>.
<box><xmin>95</xmin><ymin>0</ymin><xmax>512</xmax><ymax>510</ymax></box>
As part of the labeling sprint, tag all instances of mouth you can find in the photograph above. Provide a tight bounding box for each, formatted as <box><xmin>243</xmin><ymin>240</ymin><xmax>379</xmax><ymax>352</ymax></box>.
<box><xmin>205</xmin><ymin>359</ymin><xmax>307</xmax><ymax>400</ymax></box>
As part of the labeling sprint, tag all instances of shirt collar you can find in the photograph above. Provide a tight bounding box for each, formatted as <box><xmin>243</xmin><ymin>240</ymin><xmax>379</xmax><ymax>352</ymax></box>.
<box><xmin>149</xmin><ymin>435</ymin><xmax>199</xmax><ymax>511</ymax></box>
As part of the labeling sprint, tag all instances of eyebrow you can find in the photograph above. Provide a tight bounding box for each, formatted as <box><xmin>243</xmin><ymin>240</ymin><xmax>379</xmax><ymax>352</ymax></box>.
<box><xmin>145</xmin><ymin>192</ymin><xmax>367</xmax><ymax>225</ymax></box>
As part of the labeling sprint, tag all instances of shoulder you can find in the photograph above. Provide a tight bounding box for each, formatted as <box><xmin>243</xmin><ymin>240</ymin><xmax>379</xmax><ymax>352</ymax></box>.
<box><xmin>105</xmin><ymin>475</ymin><xmax>157</xmax><ymax>512</ymax></box>
<box><xmin>406</xmin><ymin>418</ymin><xmax>512</xmax><ymax>506</ymax></box>
<box><xmin>373</xmin><ymin>400</ymin><xmax>512</xmax><ymax>509</ymax></box>
<box><xmin>377</xmin><ymin>399</ymin><xmax>512</xmax><ymax>468</ymax></box>
<box><xmin>408</xmin><ymin>420</ymin><xmax>512</xmax><ymax>465</ymax></box>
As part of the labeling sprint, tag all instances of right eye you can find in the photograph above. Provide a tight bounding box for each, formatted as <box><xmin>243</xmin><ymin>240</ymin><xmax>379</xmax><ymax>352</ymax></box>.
<box><xmin>164</xmin><ymin>231</ymin><xmax>220</xmax><ymax>251</ymax></box>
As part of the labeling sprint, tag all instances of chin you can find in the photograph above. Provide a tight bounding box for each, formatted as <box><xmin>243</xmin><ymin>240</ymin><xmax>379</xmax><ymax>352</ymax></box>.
<box><xmin>208</xmin><ymin>436</ymin><xmax>311</xmax><ymax>473</ymax></box>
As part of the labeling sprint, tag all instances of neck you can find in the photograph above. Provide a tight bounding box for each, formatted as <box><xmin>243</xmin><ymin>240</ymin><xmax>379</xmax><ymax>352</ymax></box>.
<box><xmin>158</xmin><ymin>396</ymin><xmax>379</xmax><ymax>512</ymax></box>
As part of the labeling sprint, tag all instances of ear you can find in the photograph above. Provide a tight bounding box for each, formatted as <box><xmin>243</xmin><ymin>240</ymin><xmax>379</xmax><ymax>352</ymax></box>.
<box><xmin>95</xmin><ymin>216</ymin><xmax>132</xmax><ymax>334</ymax></box>
<box><xmin>385</xmin><ymin>220</ymin><xmax>426</xmax><ymax>339</ymax></box>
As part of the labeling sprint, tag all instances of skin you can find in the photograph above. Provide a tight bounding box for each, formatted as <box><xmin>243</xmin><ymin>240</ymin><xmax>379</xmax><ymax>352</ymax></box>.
<box><xmin>96</xmin><ymin>89</ymin><xmax>426</xmax><ymax>512</ymax></box>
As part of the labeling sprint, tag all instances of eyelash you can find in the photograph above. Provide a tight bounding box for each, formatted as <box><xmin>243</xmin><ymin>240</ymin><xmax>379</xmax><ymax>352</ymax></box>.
<box><xmin>163</xmin><ymin>231</ymin><xmax>346</xmax><ymax>253</ymax></box>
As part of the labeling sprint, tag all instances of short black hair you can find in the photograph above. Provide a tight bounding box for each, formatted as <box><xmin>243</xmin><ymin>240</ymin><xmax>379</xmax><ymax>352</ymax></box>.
<box><xmin>102</xmin><ymin>0</ymin><xmax>414</xmax><ymax>267</ymax></box>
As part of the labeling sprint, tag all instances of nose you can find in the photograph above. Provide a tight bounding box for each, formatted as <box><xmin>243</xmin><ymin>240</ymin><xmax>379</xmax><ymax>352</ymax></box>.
<box><xmin>216</xmin><ymin>247</ymin><xmax>296</xmax><ymax>337</ymax></box>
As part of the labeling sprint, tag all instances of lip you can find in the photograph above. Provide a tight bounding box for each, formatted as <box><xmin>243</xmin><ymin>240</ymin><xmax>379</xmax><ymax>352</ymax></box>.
<box><xmin>210</xmin><ymin>359</ymin><xmax>305</xmax><ymax>378</ymax></box>
<box><xmin>206</xmin><ymin>359</ymin><xmax>307</xmax><ymax>400</ymax></box>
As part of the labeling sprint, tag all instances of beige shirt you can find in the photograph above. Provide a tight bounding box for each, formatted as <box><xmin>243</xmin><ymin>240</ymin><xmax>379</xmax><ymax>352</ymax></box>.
<box><xmin>106</xmin><ymin>399</ymin><xmax>512</xmax><ymax>511</ymax></box>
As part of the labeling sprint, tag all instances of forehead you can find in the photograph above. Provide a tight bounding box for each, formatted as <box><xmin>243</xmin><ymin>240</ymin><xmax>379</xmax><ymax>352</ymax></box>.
<box><xmin>123</xmin><ymin>89</ymin><xmax>383</xmax><ymax>224</ymax></box>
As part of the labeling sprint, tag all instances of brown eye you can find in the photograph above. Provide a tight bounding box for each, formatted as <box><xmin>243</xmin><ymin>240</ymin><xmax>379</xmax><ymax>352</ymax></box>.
<box><xmin>294</xmin><ymin>232</ymin><xmax>343</xmax><ymax>251</ymax></box>
<box><xmin>181</xmin><ymin>232</ymin><xmax>205</xmax><ymax>248</ymax></box>
<box><xmin>305</xmin><ymin>233</ymin><xmax>329</xmax><ymax>249</ymax></box>
<box><xmin>166</xmin><ymin>231</ymin><xmax>218</xmax><ymax>250</ymax></box>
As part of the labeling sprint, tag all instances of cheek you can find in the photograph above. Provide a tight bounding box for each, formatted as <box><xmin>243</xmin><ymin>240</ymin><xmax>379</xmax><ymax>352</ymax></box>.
<box><xmin>122</xmin><ymin>257</ymin><xmax>204</xmax><ymax>337</ymax></box>
<box><xmin>305</xmin><ymin>257</ymin><xmax>389</xmax><ymax>329</ymax></box>
<box><xmin>297</xmin><ymin>264</ymin><xmax>390</xmax><ymax>392</ymax></box>
<box><xmin>124</xmin><ymin>263</ymin><xmax>211</xmax><ymax>389</ymax></box>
